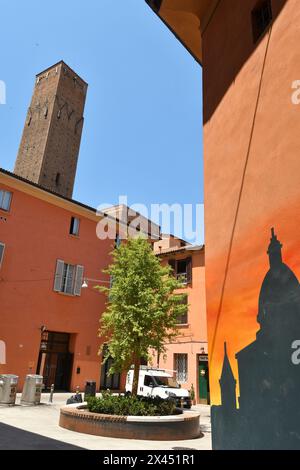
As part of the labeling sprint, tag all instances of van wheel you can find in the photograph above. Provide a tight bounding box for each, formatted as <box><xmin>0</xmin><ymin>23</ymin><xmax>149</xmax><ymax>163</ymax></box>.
<box><xmin>125</xmin><ymin>391</ymin><xmax>131</xmax><ymax>397</ymax></box>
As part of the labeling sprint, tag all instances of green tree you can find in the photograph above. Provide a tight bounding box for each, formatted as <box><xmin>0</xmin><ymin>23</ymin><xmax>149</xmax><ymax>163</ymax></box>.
<box><xmin>97</xmin><ymin>237</ymin><xmax>187</xmax><ymax>396</ymax></box>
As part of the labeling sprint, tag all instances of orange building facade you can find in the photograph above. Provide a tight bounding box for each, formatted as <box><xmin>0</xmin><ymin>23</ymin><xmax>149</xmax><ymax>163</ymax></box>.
<box><xmin>0</xmin><ymin>61</ymin><xmax>132</xmax><ymax>394</ymax></box>
<box><xmin>153</xmin><ymin>236</ymin><xmax>208</xmax><ymax>404</ymax></box>
<box><xmin>0</xmin><ymin>60</ymin><xmax>182</xmax><ymax>399</ymax></box>
<box><xmin>0</xmin><ymin>169</ymin><xmax>116</xmax><ymax>392</ymax></box>
<box><xmin>146</xmin><ymin>0</ymin><xmax>300</xmax><ymax>450</ymax></box>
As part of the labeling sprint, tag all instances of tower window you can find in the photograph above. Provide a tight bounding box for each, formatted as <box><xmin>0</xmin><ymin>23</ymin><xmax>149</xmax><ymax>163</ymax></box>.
<box><xmin>55</xmin><ymin>173</ymin><xmax>60</xmax><ymax>186</ymax></box>
<box><xmin>70</xmin><ymin>217</ymin><xmax>80</xmax><ymax>236</ymax></box>
<box><xmin>252</xmin><ymin>0</ymin><xmax>272</xmax><ymax>43</ymax></box>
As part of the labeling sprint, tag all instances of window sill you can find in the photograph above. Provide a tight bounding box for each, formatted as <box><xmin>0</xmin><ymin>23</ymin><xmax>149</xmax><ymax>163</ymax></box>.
<box><xmin>175</xmin><ymin>280</ymin><xmax>192</xmax><ymax>287</ymax></box>
<box><xmin>175</xmin><ymin>284</ymin><xmax>192</xmax><ymax>291</ymax></box>
<box><xmin>55</xmin><ymin>291</ymin><xmax>79</xmax><ymax>298</ymax></box>
<box><xmin>0</xmin><ymin>209</ymin><xmax>11</xmax><ymax>216</ymax></box>
<box><xmin>69</xmin><ymin>234</ymin><xmax>80</xmax><ymax>240</ymax></box>
<box><xmin>176</xmin><ymin>324</ymin><xmax>190</xmax><ymax>328</ymax></box>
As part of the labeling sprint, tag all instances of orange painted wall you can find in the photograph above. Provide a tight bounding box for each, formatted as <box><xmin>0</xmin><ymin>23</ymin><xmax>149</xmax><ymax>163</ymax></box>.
<box><xmin>0</xmin><ymin>178</ymin><xmax>113</xmax><ymax>392</ymax></box>
<box><xmin>153</xmin><ymin>250</ymin><xmax>208</xmax><ymax>403</ymax></box>
<box><xmin>202</xmin><ymin>0</ymin><xmax>299</xmax><ymax>405</ymax></box>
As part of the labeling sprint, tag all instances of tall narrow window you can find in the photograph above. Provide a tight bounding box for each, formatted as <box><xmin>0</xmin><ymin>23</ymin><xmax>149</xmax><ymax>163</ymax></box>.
<box><xmin>176</xmin><ymin>295</ymin><xmax>188</xmax><ymax>325</ymax></box>
<box><xmin>0</xmin><ymin>190</ymin><xmax>12</xmax><ymax>212</ymax></box>
<box><xmin>0</xmin><ymin>243</ymin><xmax>5</xmax><ymax>268</ymax></box>
<box><xmin>115</xmin><ymin>233</ymin><xmax>121</xmax><ymax>248</ymax></box>
<box><xmin>55</xmin><ymin>173</ymin><xmax>60</xmax><ymax>186</ymax></box>
<box><xmin>252</xmin><ymin>0</ymin><xmax>272</xmax><ymax>43</ymax></box>
<box><xmin>61</xmin><ymin>264</ymin><xmax>76</xmax><ymax>294</ymax></box>
<box><xmin>70</xmin><ymin>217</ymin><xmax>80</xmax><ymax>236</ymax></box>
<box><xmin>174</xmin><ymin>354</ymin><xmax>188</xmax><ymax>384</ymax></box>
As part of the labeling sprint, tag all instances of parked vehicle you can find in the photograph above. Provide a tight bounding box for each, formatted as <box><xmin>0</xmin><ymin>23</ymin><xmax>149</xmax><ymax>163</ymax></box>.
<box><xmin>125</xmin><ymin>366</ymin><xmax>192</xmax><ymax>409</ymax></box>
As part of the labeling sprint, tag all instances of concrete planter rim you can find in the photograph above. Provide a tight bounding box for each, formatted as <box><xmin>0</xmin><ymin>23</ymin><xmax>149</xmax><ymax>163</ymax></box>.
<box><xmin>59</xmin><ymin>403</ymin><xmax>201</xmax><ymax>441</ymax></box>
<box><xmin>63</xmin><ymin>403</ymin><xmax>200</xmax><ymax>422</ymax></box>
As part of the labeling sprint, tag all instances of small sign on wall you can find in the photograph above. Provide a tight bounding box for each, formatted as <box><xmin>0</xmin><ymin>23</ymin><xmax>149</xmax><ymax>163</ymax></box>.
<box><xmin>199</xmin><ymin>355</ymin><xmax>208</xmax><ymax>362</ymax></box>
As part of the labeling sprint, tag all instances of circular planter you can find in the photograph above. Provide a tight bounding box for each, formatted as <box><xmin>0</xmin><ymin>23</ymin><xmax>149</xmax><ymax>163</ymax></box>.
<box><xmin>59</xmin><ymin>405</ymin><xmax>201</xmax><ymax>441</ymax></box>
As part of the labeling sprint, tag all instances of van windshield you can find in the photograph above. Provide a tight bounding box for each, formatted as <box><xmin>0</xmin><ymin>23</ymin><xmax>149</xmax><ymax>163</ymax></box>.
<box><xmin>154</xmin><ymin>376</ymin><xmax>180</xmax><ymax>388</ymax></box>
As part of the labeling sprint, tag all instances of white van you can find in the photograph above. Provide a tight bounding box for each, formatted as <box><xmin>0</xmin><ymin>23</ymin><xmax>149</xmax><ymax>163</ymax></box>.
<box><xmin>125</xmin><ymin>366</ymin><xmax>192</xmax><ymax>409</ymax></box>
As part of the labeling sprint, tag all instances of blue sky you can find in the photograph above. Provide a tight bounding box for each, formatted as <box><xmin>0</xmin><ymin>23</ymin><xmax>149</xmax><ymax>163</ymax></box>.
<box><xmin>0</xmin><ymin>0</ymin><xmax>204</xmax><ymax>243</ymax></box>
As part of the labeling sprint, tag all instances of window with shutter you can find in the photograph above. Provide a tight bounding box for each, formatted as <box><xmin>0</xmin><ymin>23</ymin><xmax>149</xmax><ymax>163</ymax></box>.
<box><xmin>0</xmin><ymin>190</ymin><xmax>12</xmax><ymax>212</ymax></box>
<box><xmin>54</xmin><ymin>261</ymin><xmax>84</xmax><ymax>296</ymax></box>
<box><xmin>74</xmin><ymin>265</ymin><xmax>84</xmax><ymax>296</ymax></box>
<box><xmin>53</xmin><ymin>260</ymin><xmax>64</xmax><ymax>292</ymax></box>
<box><xmin>0</xmin><ymin>243</ymin><xmax>5</xmax><ymax>268</ymax></box>
<box><xmin>70</xmin><ymin>217</ymin><xmax>80</xmax><ymax>236</ymax></box>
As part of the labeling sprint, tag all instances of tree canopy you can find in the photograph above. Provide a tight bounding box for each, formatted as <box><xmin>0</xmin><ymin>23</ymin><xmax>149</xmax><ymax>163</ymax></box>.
<box><xmin>97</xmin><ymin>237</ymin><xmax>187</xmax><ymax>395</ymax></box>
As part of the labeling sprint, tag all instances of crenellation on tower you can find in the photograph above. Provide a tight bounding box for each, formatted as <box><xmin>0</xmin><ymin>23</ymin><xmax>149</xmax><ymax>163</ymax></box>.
<box><xmin>14</xmin><ymin>61</ymin><xmax>88</xmax><ymax>198</ymax></box>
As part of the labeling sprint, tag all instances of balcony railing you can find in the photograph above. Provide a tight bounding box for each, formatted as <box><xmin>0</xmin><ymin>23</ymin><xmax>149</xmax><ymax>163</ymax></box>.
<box><xmin>176</xmin><ymin>273</ymin><xmax>188</xmax><ymax>284</ymax></box>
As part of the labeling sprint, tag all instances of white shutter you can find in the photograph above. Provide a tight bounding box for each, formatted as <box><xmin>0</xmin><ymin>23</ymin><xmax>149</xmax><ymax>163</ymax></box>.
<box><xmin>74</xmin><ymin>265</ymin><xmax>84</xmax><ymax>296</ymax></box>
<box><xmin>54</xmin><ymin>260</ymin><xmax>64</xmax><ymax>292</ymax></box>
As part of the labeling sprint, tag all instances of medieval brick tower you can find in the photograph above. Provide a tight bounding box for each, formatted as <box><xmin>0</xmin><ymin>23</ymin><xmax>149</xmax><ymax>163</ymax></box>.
<box><xmin>14</xmin><ymin>61</ymin><xmax>88</xmax><ymax>198</ymax></box>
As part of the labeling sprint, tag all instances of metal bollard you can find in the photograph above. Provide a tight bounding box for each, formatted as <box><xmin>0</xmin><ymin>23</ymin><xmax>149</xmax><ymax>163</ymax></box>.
<box><xmin>180</xmin><ymin>397</ymin><xmax>184</xmax><ymax>409</ymax></box>
<box><xmin>49</xmin><ymin>384</ymin><xmax>54</xmax><ymax>403</ymax></box>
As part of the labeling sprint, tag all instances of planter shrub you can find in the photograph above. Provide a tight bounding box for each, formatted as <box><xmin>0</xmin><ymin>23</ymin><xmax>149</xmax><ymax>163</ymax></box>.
<box><xmin>86</xmin><ymin>392</ymin><xmax>177</xmax><ymax>416</ymax></box>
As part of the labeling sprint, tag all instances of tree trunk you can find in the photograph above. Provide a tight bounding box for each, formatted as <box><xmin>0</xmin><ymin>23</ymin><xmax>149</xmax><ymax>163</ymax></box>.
<box><xmin>132</xmin><ymin>356</ymin><xmax>141</xmax><ymax>396</ymax></box>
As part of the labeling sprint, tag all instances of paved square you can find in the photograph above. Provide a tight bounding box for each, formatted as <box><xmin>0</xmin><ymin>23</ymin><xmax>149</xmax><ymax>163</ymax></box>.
<box><xmin>0</xmin><ymin>394</ymin><xmax>212</xmax><ymax>450</ymax></box>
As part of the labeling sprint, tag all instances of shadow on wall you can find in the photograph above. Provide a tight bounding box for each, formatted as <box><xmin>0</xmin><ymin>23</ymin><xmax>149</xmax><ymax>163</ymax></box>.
<box><xmin>202</xmin><ymin>0</ymin><xmax>288</xmax><ymax>123</ymax></box>
<box><xmin>212</xmin><ymin>228</ymin><xmax>300</xmax><ymax>450</ymax></box>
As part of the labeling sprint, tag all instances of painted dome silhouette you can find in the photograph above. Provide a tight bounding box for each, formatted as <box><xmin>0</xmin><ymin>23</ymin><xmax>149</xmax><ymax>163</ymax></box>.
<box><xmin>258</xmin><ymin>229</ymin><xmax>300</xmax><ymax>325</ymax></box>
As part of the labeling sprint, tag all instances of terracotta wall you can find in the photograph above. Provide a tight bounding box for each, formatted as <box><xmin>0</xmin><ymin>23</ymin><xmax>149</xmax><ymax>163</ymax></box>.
<box><xmin>202</xmin><ymin>0</ymin><xmax>300</xmax><ymax>449</ymax></box>
<box><xmin>154</xmin><ymin>250</ymin><xmax>207</xmax><ymax>403</ymax></box>
<box><xmin>0</xmin><ymin>180</ymin><xmax>112</xmax><ymax>391</ymax></box>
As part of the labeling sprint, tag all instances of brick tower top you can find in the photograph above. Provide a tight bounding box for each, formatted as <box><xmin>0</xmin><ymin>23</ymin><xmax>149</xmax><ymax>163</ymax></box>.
<box><xmin>14</xmin><ymin>61</ymin><xmax>88</xmax><ymax>198</ymax></box>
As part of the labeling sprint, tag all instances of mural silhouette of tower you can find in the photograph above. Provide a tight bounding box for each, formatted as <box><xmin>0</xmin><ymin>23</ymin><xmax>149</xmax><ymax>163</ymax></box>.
<box><xmin>257</xmin><ymin>228</ymin><xmax>300</xmax><ymax>328</ymax></box>
<box><xmin>267</xmin><ymin>228</ymin><xmax>283</xmax><ymax>269</ymax></box>
<box><xmin>219</xmin><ymin>342</ymin><xmax>237</xmax><ymax>412</ymax></box>
<box><xmin>14</xmin><ymin>61</ymin><xmax>88</xmax><ymax>198</ymax></box>
<box><xmin>212</xmin><ymin>229</ymin><xmax>300</xmax><ymax>450</ymax></box>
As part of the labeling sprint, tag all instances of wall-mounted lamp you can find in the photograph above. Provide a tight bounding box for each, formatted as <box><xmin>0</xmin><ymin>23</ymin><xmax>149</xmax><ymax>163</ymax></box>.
<box><xmin>82</xmin><ymin>278</ymin><xmax>110</xmax><ymax>289</ymax></box>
